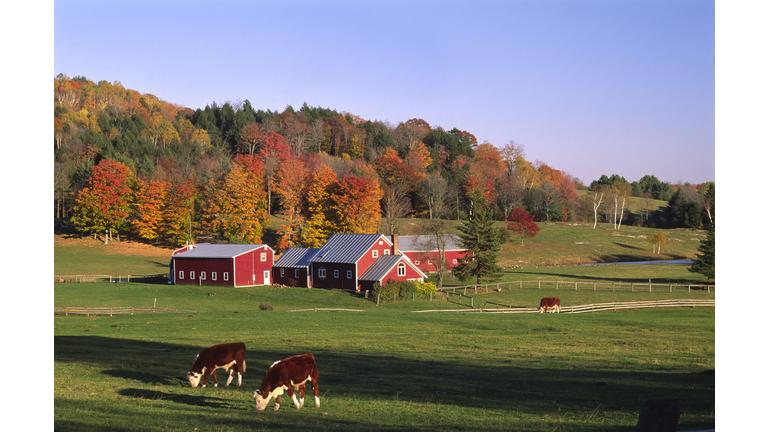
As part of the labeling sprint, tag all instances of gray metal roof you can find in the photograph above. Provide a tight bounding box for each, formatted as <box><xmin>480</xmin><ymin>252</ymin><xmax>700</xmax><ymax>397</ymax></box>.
<box><xmin>359</xmin><ymin>255</ymin><xmax>426</xmax><ymax>282</ymax></box>
<box><xmin>172</xmin><ymin>243</ymin><xmax>270</xmax><ymax>259</ymax></box>
<box><xmin>311</xmin><ymin>233</ymin><xmax>391</xmax><ymax>264</ymax></box>
<box><xmin>397</xmin><ymin>234</ymin><xmax>464</xmax><ymax>252</ymax></box>
<box><xmin>273</xmin><ymin>248</ymin><xmax>319</xmax><ymax>268</ymax></box>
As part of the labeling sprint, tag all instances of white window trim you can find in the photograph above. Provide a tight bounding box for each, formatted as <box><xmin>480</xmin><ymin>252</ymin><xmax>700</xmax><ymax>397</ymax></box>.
<box><xmin>383</xmin><ymin>249</ymin><xmax>390</xmax><ymax>255</ymax></box>
<box><xmin>295</xmin><ymin>269</ymin><xmax>300</xmax><ymax>278</ymax></box>
<box><xmin>319</xmin><ymin>268</ymin><xmax>326</xmax><ymax>278</ymax></box>
<box><xmin>346</xmin><ymin>270</ymin><xmax>353</xmax><ymax>279</ymax></box>
<box><xmin>397</xmin><ymin>263</ymin><xmax>406</xmax><ymax>276</ymax></box>
<box><xmin>212</xmin><ymin>272</ymin><xmax>217</xmax><ymax>281</ymax></box>
<box><xmin>178</xmin><ymin>271</ymin><xmax>184</xmax><ymax>280</ymax></box>
<box><xmin>223</xmin><ymin>272</ymin><xmax>229</xmax><ymax>281</ymax></box>
<box><xmin>190</xmin><ymin>271</ymin><xmax>195</xmax><ymax>280</ymax></box>
<box><xmin>372</xmin><ymin>250</ymin><xmax>379</xmax><ymax>258</ymax></box>
<box><xmin>261</xmin><ymin>253</ymin><xmax>267</xmax><ymax>262</ymax></box>
<box><xmin>200</xmin><ymin>271</ymin><xmax>206</xmax><ymax>280</ymax></box>
<box><xmin>334</xmin><ymin>269</ymin><xmax>340</xmax><ymax>278</ymax></box>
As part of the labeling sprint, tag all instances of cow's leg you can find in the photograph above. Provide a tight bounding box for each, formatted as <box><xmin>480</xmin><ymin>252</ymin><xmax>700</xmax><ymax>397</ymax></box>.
<box><xmin>274</xmin><ymin>394</ymin><xmax>281</xmax><ymax>411</ymax></box>
<box><xmin>211</xmin><ymin>369</ymin><xmax>219</xmax><ymax>387</ymax></box>
<box><xmin>312</xmin><ymin>379</ymin><xmax>320</xmax><ymax>408</ymax></box>
<box><xmin>285</xmin><ymin>385</ymin><xmax>302</xmax><ymax>409</ymax></box>
<box><xmin>297</xmin><ymin>384</ymin><xmax>306</xmax><ymax>408</ymax></box>
<box><xmin>226</xmin><ymin>368</ymin><xmax>235</xmax><ymax>386</ymax></box>
<box><xmin>202</xmin><ymin>371</ymin><xmax>212</xmax><ymax>388</ymax></box>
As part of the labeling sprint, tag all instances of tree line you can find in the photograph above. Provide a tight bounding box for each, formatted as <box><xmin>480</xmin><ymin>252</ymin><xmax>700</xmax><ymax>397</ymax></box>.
<box><xmin>54</xmin><ymin>74</ymin><xmax>714</xmax><ymax>250</ymax></box>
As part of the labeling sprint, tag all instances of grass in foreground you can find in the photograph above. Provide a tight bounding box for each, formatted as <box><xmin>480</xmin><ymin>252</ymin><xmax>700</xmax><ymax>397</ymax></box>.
<box><xmin>55</xmin><ymin>284</ymin><xmax>714</xmax><ymax>432</ymax></box>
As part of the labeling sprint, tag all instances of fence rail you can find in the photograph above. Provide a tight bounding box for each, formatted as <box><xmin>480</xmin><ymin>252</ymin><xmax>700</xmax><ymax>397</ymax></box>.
<box><xmin>440</xmin><ymin>280</ymin><xmax>714</xmax><ymax>294</ymax></box>
<box><xmin>289</xmin><ymin>308</ymin><xmax>365</xmax><ymax>312</ymax></box>
<box><xmin>54</xmin><ymin>274</ymin><xmax>167</xmax><ymax>283</ymax></box>
<box><xmin>413</xmin><ymin>299</ymin><xmax>715</xmax><ymax>314</ymax></box>
<box><xmin>54</xmin><ymin>306</ymin><xmax>198</xmax><ymax>316</ymax></box>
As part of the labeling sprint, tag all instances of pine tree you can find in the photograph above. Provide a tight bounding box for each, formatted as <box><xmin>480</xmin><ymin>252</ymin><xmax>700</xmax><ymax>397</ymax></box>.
<box><xmin>452</xmin><ymin>200</ymin><xmax>509</xmax><ymax>285</ymax></box>
<box><xmin>689</xmin><ymin>220</ymin><xmax>714</xmax><ymax>281</ymax></box>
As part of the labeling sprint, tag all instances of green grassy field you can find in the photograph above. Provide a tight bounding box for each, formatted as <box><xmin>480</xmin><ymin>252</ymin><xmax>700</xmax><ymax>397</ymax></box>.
<box><xmin>54</xmin><ymin>219</ymin><xmax>713</xmax><ymax>431</ymax></box>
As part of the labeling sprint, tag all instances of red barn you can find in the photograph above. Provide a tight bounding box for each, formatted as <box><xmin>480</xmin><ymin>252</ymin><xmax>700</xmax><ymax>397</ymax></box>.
<box><xmin>358</xmin><ymin>254</ymin><xmax>427</xmax><ymax>292</ymax></box>
<box><xmin>170</xmin><ymin>243</ymin><xmax>275</xmax><ymax>287</ymax></box>
<box><xmin>396</xmin><ymin>235</ymin><xmax>469</xmax><ymax>274</ymax></box>
<box><xmin>272</xmin><ymin>248</ymin><xmax>319</xmax><ymax>287</ymax></box>
<box><xmin>310</xmin><ymin>233</ymin><xmax>396</xmax><ymax>290</ymax></box>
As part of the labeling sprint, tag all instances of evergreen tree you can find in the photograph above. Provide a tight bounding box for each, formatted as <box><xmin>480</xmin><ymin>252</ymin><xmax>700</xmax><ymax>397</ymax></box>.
<box><xmin>689</xmin><ymin>220</ymin><xmax>715</xmax><ymax>281</ymax></box>
<box><xmin>452</xmin><ymin>198</ymin><xmax>508</xmax><ymax>285</ymax></box>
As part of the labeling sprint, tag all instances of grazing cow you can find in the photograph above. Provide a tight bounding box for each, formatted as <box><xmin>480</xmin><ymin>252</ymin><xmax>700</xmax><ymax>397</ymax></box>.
<box><xmin>253</xmin><ymin>353</ymin><xmax>320</xmax><ymax>411</ymax></box>
<box><xmin>187</xmin><ymin>342</ymin><xmax>246</xmax><ymax>388</ymax></box>
<box><xmin>539</xmin><ymin>297</ymin><xmax>561</xmax><ymax>313</ymax></box>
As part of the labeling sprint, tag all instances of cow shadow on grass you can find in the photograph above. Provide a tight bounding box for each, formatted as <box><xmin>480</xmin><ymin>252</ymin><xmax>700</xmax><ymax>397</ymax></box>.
<box><xmin>55</xmin><ymin>335</ymin><xmax>715</xmax><ymax>431</ymax></box>
<box><xmin>117</xmin><ymin>388</ymin><xmax>232</xmax><ymax>408</ymax></box>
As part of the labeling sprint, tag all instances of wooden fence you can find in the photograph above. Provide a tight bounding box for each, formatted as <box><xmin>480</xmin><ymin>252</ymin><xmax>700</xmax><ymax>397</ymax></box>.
<box><xmin>441</xmin><ymin>279</ymin><xmax>714</xmax><ymax>294</ymax></box>
<box><xmin>54</xmin><ymin>306</ymin><xmax>198</xmax><ymax>316</ymax></box>
<box><xmin>413</xmin><ymin>298</ymin><xmax>715</xmax><ymax>314</ymax></box>
<box><xmin>54</xmin><ymin>274</ymin><xmax>167</xmax><ymax>283</ymax></box>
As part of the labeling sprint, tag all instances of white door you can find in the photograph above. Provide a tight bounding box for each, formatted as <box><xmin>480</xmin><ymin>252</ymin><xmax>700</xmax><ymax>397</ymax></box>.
<box><xmin>263</xmin><ymin>270</ymin><xmax>270</xmax><ymax>285</ymax></box>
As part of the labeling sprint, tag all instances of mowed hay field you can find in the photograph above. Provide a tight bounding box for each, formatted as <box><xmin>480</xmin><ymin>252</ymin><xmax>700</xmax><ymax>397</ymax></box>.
<box><xmin>54</xmin><ymin>223</ymin><xmax>714</xmax><ymax>431</ymax></box>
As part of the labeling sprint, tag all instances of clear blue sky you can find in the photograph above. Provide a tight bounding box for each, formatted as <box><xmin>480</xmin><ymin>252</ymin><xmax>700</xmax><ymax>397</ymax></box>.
<box><xmin>54</xmin><ymin>0</ymin><xmax>715</xmax><ymax>186</ymax></box>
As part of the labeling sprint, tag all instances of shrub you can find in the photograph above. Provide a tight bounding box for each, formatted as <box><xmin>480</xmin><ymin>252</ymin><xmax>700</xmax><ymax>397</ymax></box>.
<box><xmin>415</xmin><ymin>281</ymin><xmax>437</xmax><ymax>298</ymax></box>
<box><xmin>258</xmin><ymin>303</ymin><xmax>274</xmax><ymax>311</ymax></box>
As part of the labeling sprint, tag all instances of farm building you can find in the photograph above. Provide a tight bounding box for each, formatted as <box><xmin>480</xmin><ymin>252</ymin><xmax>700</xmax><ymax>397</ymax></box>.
<box><xmin>396</xmin><ymin>234</ymin><xmax>469</xmax><ymax>273</ymax></box>
<box><xmin>170</xmin><ymin>243</ymin><xmax>275</xmax><ymax>287</ymax></box>
<box><xmin>272</xmin><ymin>247</ymin><xmax>319</xmax><ymax>287</ymax></box>
<box><xmin>358</xmin><ymin>254</ymin><xmax>427</xmax><ymax>292</ymax></box>
<box><xmin>309</xmin><ymin>233</ymin><xmax>397</xmax><ymax>290</ymax></box>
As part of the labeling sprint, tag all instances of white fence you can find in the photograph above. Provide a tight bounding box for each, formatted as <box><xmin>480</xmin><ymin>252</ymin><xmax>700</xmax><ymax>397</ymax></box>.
<box><xmin>441</xmin><ymin>280</ymin><xmax>714</xmax><ymax>294</ymax></box>
<box><xmin>54</xmin><ymin>274</ymin><xmax>167</xmax><ymax>283</ymax></box>
<box><xmin>54</xmin><ymin>306</ymin><xmax>198</xmax><ymax>316</ymax></box>
<box><xmin>413</xmin><ymin>298</ymin><xmax>715</xmax><ymax>314</ymax></box>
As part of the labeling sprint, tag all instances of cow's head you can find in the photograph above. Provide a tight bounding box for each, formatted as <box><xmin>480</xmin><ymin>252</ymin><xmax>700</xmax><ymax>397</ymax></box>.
<box><xmin>187</xmin><ymin>371</ymin><xmax>202</xmax><ymax>387</ymax></box>
<box><xmin>253</xmin><ymin>386</ymin><xmax>284</xmax><ymax>411</ymax></box>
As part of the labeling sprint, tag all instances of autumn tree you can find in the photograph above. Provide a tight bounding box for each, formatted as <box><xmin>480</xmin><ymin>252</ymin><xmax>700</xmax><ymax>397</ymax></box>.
<box><xmin>238</xmin><ymin>122</ymin><xmax>265</xmax><ymax>155</ymax></box>
<box><xmin>648</xmin><ymin>231</ymin><xmax>667</xmax><ymax>254</ymax></box>
<box><xmin>506</xmin><ymin>207</ymin><xmax>540</xmax><ymax>245</ymax></box>
<box><xmin>299</xmin><ymin>163</ymin><xmax>338</xmax><ymax>247</ymax></box>
<box><xmin>72</xmin><ymin>159</ymin><xmax>134</xmax><ymax>244</ymax></box>
<box><xmin>258</xmin><ymin>131</ymin><xmax>290</xmax><ymax>214</ymax></box>
<box><xmin>381</xmin><ymin>182</ymin><xmax>411</xmax><ymax>236</ymax></box>
<box><xmin>200</xmin><ymin>155</ymin><xmax>269</xmax><ymax>243</ymax></box>
<box><xmin>160</xmin><ymin>180</ymin><xmax>196</xmax><ymax>246</ymax></box>
<box><xmin>417</xmin><ymin>218</ymin><xmax>453</xmax><ymax>289</ymax></box>
<box><xmin>328</xmin><ymin>174</ymin><xmax>383</xmax><ymax>234</ymax></box>
<box><xmin>130</xmin><ymin>178</ymin><xmax>167</xmax><ymax>242</ymax></box>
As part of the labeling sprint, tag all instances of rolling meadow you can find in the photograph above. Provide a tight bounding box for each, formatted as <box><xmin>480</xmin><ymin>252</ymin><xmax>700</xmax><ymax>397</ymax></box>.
<box><xmin>54</xmin><ymin>220</ymin><xmax>714</xmax><ymax>431</ymax></box>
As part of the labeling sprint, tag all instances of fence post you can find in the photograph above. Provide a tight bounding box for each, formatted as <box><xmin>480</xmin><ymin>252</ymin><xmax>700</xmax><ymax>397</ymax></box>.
<box><xmin>538</xmin><ymin>280</ymin><xmax>541</xmax><ymax>289</ymax></box>
<box><xmin>594</xmin><ymin>282</ymin><xmax>596</xmax><ymax>291</ymax></box>
<box><xmin>575</xmin><ymin>282</ymin><xmax>578</xmax><ymax>291</ymax></box>
<box><xmin>520</xmin><ymin>280</ymin><xmax>522</xmax><ymax>289</ymax></box>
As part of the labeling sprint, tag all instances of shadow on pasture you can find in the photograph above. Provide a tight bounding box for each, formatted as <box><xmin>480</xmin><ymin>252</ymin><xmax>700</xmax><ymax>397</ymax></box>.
<box><xmin>55</xmin><ymin>335</ymin><xmax>714</xmax><ymax>430</ymax></box>
<box><xmin>117</xmin><ymin>388</ymin><xmax>232</xmax><ymax>408</ymax></box>
<box><xmin>612</xmin><ymin>242</ymin><xmax>645</xmax><ymax>251</ymax></box>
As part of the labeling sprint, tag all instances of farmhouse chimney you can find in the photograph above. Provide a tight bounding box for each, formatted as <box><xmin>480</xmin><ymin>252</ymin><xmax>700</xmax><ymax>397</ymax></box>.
<box><xmin>392</xmin><ymin>234</ymin><xmax>399</xmax><ymax>255</ymax></box>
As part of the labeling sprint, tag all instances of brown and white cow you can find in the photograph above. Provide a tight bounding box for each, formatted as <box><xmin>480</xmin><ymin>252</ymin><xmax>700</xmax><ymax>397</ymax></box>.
<box><xmin>187</xmin><ymin>342</ymin><xmax>246</xmax><ymax>388</ymax></box>
<box><xmin>253</xmin><ymin>353</ymin><xmax>320</xmax><ymax>411</ymax></box>
<box><xmin>539</xmin><ymin>297</ymin><xmax>561</xmax><ymax>313</ymax></box>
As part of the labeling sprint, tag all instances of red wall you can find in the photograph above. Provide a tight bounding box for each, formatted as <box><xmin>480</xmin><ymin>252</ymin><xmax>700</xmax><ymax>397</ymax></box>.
<box><xmin>174</xmin><ymin>258</ymin><xmax>234</xmax><ymax>286</ymax></box>
<box><xmin>404</xmin><ymin>250</ymin><xmax>469</xmax><ymax>273</ymax></box>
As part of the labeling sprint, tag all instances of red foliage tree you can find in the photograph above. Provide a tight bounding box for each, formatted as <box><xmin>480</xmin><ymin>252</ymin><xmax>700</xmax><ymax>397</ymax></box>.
<box><xmin>506</xmin><ymin>207</ymin><xmax>540</xmax><ymax>245</ymax></box>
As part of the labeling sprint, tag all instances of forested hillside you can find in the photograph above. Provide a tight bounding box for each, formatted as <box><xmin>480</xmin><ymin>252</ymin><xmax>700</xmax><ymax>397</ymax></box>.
<box><xmin>53</xmin><ymin>74</ymin><xmax>714</xmax><ymax>250</ymax></box>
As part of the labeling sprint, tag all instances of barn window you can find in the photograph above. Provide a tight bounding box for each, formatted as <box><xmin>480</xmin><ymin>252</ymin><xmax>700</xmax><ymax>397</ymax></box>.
<box><xmin>200</xmin><ymin>271</ymin><xmax>206</xmax><ymax>280</ymax></box>
<box><xmin>414</xmin><ymin>260</ymin><xmax>420</xmax><ymax>265</ymax></box>
<box><xmin>397</xmin><ymin>263</ymin><xmax>406</xmax><ymax>276</ymax></box>
<box><xmin>319</xmin><ymin>268</ymin><xmax>326</xmax><ymax>278</ymax></box>
<box><xmin>223</xmin><ymin>272</ymin><xmax>229</xmax><ymax>281</ymax></box>
<box><xmin>261</xmin><ymin>253</ymin><xmax>267</xmax><ymax>262</ymax></box>
<box><xmin>295</xmin><ymin>269</ymin><xmax>300</xmax><ymax>278</ymax></box>
<box><xmin>280</xmin><ymin>268</ymin><xmax>285</xmax><ymax>277</ymax></box>
<box><xmin>378</xmin><ymin>240</ymin><xmax>383</xmax><ymax>245</ymax></box>
<box><xmin>427</xmin><ymin>260</ymin><xmax>432</xmax><ymax>265</ymax></box>
<box><xmin>178</xmin><ymin>271</ymin><xmax>184</xmax><ymax>280</ymax></box>
<box><xmin>452</xmin><ymin>259</ymin><xmax>458</xmax><ymax>264</ymax></box>
<box><xmin>347</xmin><ymin>270</ymin><xmax>352</xmax><ymax>279</ymax></box>
<box><xmin>212</xmin><ymin>272</ymin><xmax>217</xmax><ymax>281</ymax></box>
<box><xmin>190</xmin><ymin>271</ymin><xmax>195</xmax><ymax>280</ymax></box>
<box><xmin>383</xmin><ymin>249</ymin><xmax>390</xmax><ymax>255</ymax></box>
<box><xmin>334</xmin><ymin>269</ymin><xmax>340</xmax><ymax>278</ymax></box>
<box><xmin>372</xmin><ymin>250</ymin><xmax>379</xmax><ymax>258</ymax></box>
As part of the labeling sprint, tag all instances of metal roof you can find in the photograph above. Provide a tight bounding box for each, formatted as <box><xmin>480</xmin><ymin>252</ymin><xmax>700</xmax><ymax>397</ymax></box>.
<box><xmin>172</xmin><ymin>243</ymin><xmax>270</xmax><ymax>259</ymax></box>
<box><xmin>311</xmin><ymin>233</ymin><xmax>391</xmax><ymax>264</ymax></box>
<box><xmin>273</xmin><ymin>248</ymin><xmax>320</xmax><ymax>268</ymax></box>
<box><xmin>359</xmin><ymin>255</ymin><xmax>426</xmax><ymax>281</ymax></box>
<box><xmin>397</xmin><ymin>235</ymin><xmax>464</xmax><ymax>252</ymax></box>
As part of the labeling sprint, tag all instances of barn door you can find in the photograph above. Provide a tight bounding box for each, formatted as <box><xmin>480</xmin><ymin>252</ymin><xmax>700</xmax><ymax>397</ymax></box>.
<box><xmin>263</xmin><ymin>270</ymin><xmax>270</xmax><ymax>285</ymax></box>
